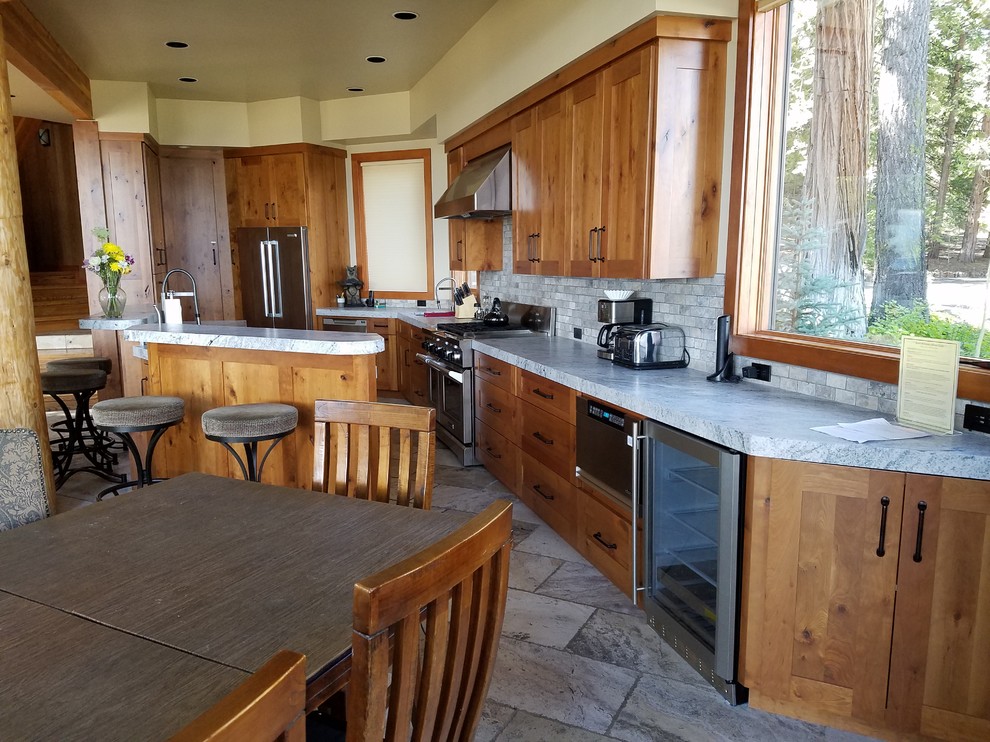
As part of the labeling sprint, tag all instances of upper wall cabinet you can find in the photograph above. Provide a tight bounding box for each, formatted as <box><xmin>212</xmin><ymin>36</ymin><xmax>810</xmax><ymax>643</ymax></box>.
<box><xmin>446</xmin><ymin>148</ymin><xmax>503</xmax><ymax>272</ymax></box>
<box><xmin>234</xmin><ymin>152</ymin><xmax>306</xmax><ymax>227</ymax></box>
<box><xmin>451</xmin><ymin>17</ymin><xmax>730</xmax><ymax>281</ymax></box>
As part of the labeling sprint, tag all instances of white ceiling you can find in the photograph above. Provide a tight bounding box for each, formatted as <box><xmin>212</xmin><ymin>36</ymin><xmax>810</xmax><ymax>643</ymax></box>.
<box><xmin>11</xmin><ymin>0</ymin><xmax>498</xmax><ymax>120</ymax></box>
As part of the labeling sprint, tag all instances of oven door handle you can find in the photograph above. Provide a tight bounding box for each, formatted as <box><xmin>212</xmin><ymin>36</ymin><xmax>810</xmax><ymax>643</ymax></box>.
<box><xmin>631</xmin><ymin>420</ymin><xmax>645</xmax><ymax>605</ymax></box>
<box><xmin>417</xmin><ymin>354</ymin><xmax>464</xmax><ymax>384</ymax></box>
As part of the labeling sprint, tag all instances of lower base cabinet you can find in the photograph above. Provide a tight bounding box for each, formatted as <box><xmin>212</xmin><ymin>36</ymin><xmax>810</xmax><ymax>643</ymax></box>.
<box><xmin>742</xmin><ymin>457</ymin><xmax>990</xmax><ymax>742</ymax></box>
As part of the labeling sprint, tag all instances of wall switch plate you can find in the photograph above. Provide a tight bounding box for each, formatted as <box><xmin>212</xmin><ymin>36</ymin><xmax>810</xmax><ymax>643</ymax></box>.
<box><xmin>416</xmin><ymin>299</ymin><xmax>427</xmax><ymax>307</ymax></box>
<box><xmin>742</xmin><ymin>362</ymin><xmax>772</xmax><ymax>382</ymax></box>
<box><xmin>963</xmin><ymin>403</ymin><xmax>990</xmax><ymax>434</ymax></box>
<box><xmin>573</xmin><ymin>327</ymin><xmax>582</xmax><ymax>339</ymax></box>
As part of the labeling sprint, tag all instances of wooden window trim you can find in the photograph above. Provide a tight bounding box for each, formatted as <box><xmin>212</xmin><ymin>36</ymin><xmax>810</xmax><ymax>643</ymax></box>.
<box><xmin>724</xmin><ymin>1</ymin><xmax>990</xmax><ymax>402</ymax></box>
<box><xmin>351</xmin><ymin>149</ymin><xmax>435</xmax><ymax>301</ymax></box>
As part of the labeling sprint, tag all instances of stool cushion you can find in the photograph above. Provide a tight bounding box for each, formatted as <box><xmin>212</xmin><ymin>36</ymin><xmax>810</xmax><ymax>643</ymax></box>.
<box><xmin>92</xmin><ymin>396</ymin><xmax>185</xmax><ymax>431</ymax></box>
<box><xmin>41</xmin><ymin>368</ymin><xmax>107</xmax><ymax>394</ymax></box>
<box><xmin>47</xmin><ymin>356</ymin><xmax>113</xmax><ymax>375</ymax></box>
<box><xmin>202</xmin><ymin>403</ymin><xmax>298</xmax><ymax>440</ymax></box>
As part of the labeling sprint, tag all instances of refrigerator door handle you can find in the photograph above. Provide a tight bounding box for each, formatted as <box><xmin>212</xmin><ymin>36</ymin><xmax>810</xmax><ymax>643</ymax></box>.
<box><xmin>259</xmin><ymin>240</ymin><xmax>272</xmax><ymax>318</ymax></box>
<box><xmin>269</xmin><ymin>240</ymin><xmax>284</xmax><ymax>318</ymax></box>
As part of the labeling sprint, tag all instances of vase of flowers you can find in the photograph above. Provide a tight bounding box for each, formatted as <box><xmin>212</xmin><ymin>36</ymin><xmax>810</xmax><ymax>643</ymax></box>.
<box><xmin>85</xmin><ymin>228</ymin><xmax>134</xmax><ymax>318</ymax></box>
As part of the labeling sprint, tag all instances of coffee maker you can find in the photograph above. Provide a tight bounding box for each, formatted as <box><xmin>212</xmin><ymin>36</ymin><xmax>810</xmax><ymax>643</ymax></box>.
<box><xmin>596</xmin><ymin>298</ymin><xmax>653</xmax><ymax>359</ymax></box>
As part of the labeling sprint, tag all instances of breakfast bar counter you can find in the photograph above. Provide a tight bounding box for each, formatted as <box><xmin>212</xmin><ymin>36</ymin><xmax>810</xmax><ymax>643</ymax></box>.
<box><xmin>122</xmin><ymin>324</ymin><xmax>383</xmax><ymax>488</ymax></box>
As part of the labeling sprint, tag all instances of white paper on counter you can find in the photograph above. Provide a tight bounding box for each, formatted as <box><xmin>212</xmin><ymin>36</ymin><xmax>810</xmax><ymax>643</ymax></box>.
<box><xmin>811</xmin><ymin>418</ymin><xmax>932</xmax><ymax>444</ymax></box>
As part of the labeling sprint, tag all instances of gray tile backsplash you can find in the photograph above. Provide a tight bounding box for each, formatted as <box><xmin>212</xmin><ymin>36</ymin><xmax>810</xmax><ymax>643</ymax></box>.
<box><xmin>476</xmin><ymin>218</ymin><xmax>980</xmax><ymax>425</ymax></box>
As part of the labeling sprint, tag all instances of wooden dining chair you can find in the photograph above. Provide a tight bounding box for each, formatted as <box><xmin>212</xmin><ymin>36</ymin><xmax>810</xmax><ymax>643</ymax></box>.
<box><xmin>0</xmin><ymin>428</ymin><xmax>51</xmax><ymax>532</ymax></box>
<box><xmin>312</xmin><ymin>400</ymin><xmax>436</xmax><ymax>509</ymax></box>
<box><xmin>170</xmin><ymin>650</ymin><xmax>306</xmax><ymax>742</ymax></box>
<box><xmin>346</xmin><ymin>500</ymin><xmax>513</xmax><ymax>742</ymax></box>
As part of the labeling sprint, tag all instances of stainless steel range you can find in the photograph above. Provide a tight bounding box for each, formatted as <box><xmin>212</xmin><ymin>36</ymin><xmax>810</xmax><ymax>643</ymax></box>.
<box><xmin>416</xmin><ymin>302</ymin><xmax>555</xmax><ymax>465</ymax></box>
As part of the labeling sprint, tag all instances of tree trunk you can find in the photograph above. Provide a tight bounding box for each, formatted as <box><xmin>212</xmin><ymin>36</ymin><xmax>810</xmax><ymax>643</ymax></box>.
<box><xmin>803</xmin><ymin>0</ymin><xmax>873</xmax><ymax>336</ymax></box>
<box><xmin>961</xmin><ymin>86</ymin><xmax>990</xmax><ymax>263</ymax></box>
<box><xmin>930</xmin><ymin>31</ymin><xmax>966</xmax><ymax>258</ymax></box>
<box><xmin>870</xmin><ymin>0</ymin><xmax>931</xmax><ymax>322</ymax></box>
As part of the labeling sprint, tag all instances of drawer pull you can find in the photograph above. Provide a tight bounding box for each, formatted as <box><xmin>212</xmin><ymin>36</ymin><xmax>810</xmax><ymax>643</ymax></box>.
<box><xmin>484</xmin><ymin>367</ymin><xmax>502</xmax><ymax>376</ymax></box>
<box><xmin>533</xmin><ymin>483</ymin><xmax>554</xmax><ymax>501</ymax></box>
<box><xmin>532</xmin><ymin>388</ymin><xmax>554</xmax><ymax>400</ymax></box>
<box><xmin>593</xmin><ymin>532</ymin><xmax>617</xmax><ymax>551</ymax></box>
<box><xmin>912</xmin><ymin>500</ymin><xmax>928</xmax><ymax>563</ymax></box>
<box><xmin>532</xmin><ymin>431</ymin><xmax>554</xmax><ymax>445</ymax></box>
<box><xmin>485</xmin><ymin>402</ymin><xmax>502</xmax><ymax>414</ymax></box>
<box><xmin>876</xmin><ymin>496</ymin><xmax>890</xmax><ymax>557</ymax></box>
<box><xmin>485</xmin><ymin>446</ymin><xmax>502</xmax><ymax>460</ymax></box>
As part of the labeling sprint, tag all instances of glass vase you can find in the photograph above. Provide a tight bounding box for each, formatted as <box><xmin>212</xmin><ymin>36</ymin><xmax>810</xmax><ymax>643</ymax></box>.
<box><xmin>99</xmin><ymin>284</ymin><xmax>127</xmax><ymax>318</ymax></box>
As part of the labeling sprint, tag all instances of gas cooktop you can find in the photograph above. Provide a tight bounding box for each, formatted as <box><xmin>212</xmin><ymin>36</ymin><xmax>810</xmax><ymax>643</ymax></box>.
<box><xmin>434</xmin><ymin>302</ymin><xmax>556</xmax><ymax>338</ymax></box>
<box><xmin>434</xmin><ymin>321</ymin><xmax>530</xmax><ymax>337</ymax></box>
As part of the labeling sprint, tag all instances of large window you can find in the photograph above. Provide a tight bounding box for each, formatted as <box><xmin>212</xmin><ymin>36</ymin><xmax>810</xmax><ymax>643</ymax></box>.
<box><xmin>727</xmin><ymin>0</ymin><xmax>990</xmax><ymax>401</ymax></box>
<box><xmin>351</xmin><ymin>149</ymin><xmax>435</xmax><ymax>300</ymax></box>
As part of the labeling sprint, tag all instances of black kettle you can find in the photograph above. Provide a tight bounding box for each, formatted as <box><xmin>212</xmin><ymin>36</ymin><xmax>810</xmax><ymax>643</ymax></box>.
<box><xmin>483</xmin><ymin>297</ymin><xmax>509</xmax><ymax>328</ymax></box>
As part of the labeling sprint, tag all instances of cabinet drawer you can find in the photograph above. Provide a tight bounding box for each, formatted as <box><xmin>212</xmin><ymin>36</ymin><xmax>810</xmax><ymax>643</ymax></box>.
<box><xmin>475</xmin><ymin>419</ymin><xmax>519</xmax><ymax>492</ymax></box>
<box><xmin>520</xmin><ymin>452</ymin><xmax>577</xmax><ymax>543</ymax></box>
<box><xmin>475</xmin><ymin>378</ymin><xmax>517</xmax><ymax>442</ymax></box>
<box><xmin>581</xmin><ymin>490</ymin><xmax>632</xmax><ymax>575</ymax></box>
<box><xmin>519</xmin><ymin>400</ymin><xmax>574</xmax><ymax>481</ymax></box>
<box><xmin>518</xmin><ymin>370</ymin><xmax>574</xmax><ymax>422</ymax></box>
<box><xmin>474</xmin><ymin>353</ymin><xmax>515</xmax><ymax>392</ymax></box>
<box><xmin>368</xmin><ymin>318</ymin><xmax>395</xmax><ymax>334</ymax></box>
<box><xmin>400</xmin><ymin>321</ymin><xmax>427</xmax><ymax>344</ymax></box>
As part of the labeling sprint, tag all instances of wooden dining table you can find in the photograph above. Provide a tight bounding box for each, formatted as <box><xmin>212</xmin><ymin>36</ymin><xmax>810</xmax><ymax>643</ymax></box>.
<box><xmin>0</xmin><ymin>472</ymin><xmax>469</xmax><ymax>740</ymax></box>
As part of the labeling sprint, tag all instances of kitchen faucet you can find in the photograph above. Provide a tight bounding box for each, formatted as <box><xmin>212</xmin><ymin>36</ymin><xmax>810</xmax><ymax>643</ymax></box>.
<box><xmin>161</xmin><ymin>268</ymin><xmax>202</xmax><ymax>325</ymax></box>
<box><xmin>435</xmin><ymin>277</ymin><xmax>457</xmax><ymax>310</ymax></box>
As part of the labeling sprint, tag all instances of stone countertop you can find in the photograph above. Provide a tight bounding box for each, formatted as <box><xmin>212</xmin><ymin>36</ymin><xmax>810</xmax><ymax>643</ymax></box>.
<box><xmin>79</xmin><ymin>307</ymin><xmax>157</xmax><ymax>330</ymax></box>
<box><xmin>315</xmin><ymin>306</ymin><xmax>476</xmax><ymax>332</ymax></box>
<box><xmin>473</xmin><ymin>335</ymin><xmax>990</xmax><ymax>480</ymax></box>
<box><xmin>122</xmin><ymin>323</ymin><xmax>383</xmax><ymax>355</ymax></box>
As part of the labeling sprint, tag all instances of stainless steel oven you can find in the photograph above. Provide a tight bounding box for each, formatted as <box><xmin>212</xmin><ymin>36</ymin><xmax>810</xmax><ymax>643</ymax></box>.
<box><xmin>642</xmin><ymin>420</ymin><xmax>746</xmax><ymax>705</ymax></box>
<box><xmin>419</xmin><ymin>350</ymin><xmax>473</xmax><ymax>464</ymax></box>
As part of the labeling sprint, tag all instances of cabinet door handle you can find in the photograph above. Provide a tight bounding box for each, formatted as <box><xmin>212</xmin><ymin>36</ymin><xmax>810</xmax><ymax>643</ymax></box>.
<box><xmin>456</xmin><ymin>239</ymin><xmax>463</xmax><ymax>262</ymax></box>
<box><xmin>527</xmin><ymin>234</ymin><xmax>535</xmax><ymax>262</ymax></box>
<box><xmin>588</xmin><ymin>228</ymin><xmax>598</xmax><ymax>262</ymax></box>
<box><xmin>597</xmin><ymin>225</ymin><xmax>605</xmax><ymax>261</ymax></box>
<box><xmin>533</xmin><ymin>483</ymin><xmax>554</xmax><ymax>501</ymax></box>
<box><xmin>485</xmin><ymin>446</ymin><xmax>502</xmax><ymax>460</ymax></box>
<box><xmin>484</xmin><ymin>367</ymin><xmax>502</xmax><ymax>376</ymax></box>
<box><xmin>212</xmin><ymin>248</ymin><xmax>217</xmax><ymax>266</ymax></box>
<box><xmin>532</xmin><ymin>388</ymin><xmax>554</xmax><ymax>400</ymax></box>
<box><xmin>271</xmin><ymin>201</ymin><xmax>277</xmax><ymax>221</ymax></box>
<box><xmin>912</xmin><ymin>500</ymin><xmax>928</xmax><ymax>563</ymax></box>
<box><xmin>485</xmin><ymin>402</ymin><xmax>502</xmax><ymax>414</ymax></box>
<box><xmin>533</xmin><ymin>232</ymin><xmax>541</xmax><ymax>262</ymax></box>
<box><xmin>532</xmin><ymin>431</ymin><xmax>554</xmax><ymax>445</ymax></box>
<box><xmin>876</xmin><ymin>495</ymin><xmax>890</xmax><ymax>557</ymax></box>
<box><xmin>265</xmin><ymin>202</ymin><xmax>270</xmax><ymax>220</ymax></box>
<box><xmin>593</xmin><ymin>532</ymin><xmax>617</xmax><ymax>551</ymax></box>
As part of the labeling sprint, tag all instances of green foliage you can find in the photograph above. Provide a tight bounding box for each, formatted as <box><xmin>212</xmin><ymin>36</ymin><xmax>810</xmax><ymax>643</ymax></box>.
<box><xmin>775</xmin><ymin>198</ymin><xmax>867</xmax><ymax>338</ymax></box>
<box><xmin>867</xmin><ymin>300</ymin><xmax>990</xmax><ymax>358</ymax></box>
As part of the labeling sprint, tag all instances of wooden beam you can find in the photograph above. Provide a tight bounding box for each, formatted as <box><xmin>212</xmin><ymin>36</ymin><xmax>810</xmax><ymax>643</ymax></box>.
<box><xmin>0</xmin><ymin>0</ymin><xmax>92</xmax><ymax>120</ymax></box>
<box><xmin>0</xmin><ymin>16</ymin><xmax>57</xmax><ymax>513</ymax></box>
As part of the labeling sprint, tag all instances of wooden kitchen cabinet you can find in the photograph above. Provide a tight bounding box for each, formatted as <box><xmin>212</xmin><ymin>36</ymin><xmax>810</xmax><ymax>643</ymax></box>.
<box><xmin>519</xmin><ymin>451</ymin><xmax>577</xmax><ymax>543</ymax></box>
<box><xmin>518</xmin><ymin>399</ymin><xmax>574</xmax><ymax>482</ymax></box>
<box><xmin>234</xmin><ymin>152</ymin><xmax>305</xmax><ymax>227</ymax></box>
<box><xmin>475</xmin><ymin>418</ymin><xmax>519</xmax><ymax>492</ymax></box>
<box><xmin>474</xmin><ymin>376</ymin><xmax>517</xmax><ymax>441</ymax></box>
<box><xmin>517</xmin><ymin>369</ymin><xmax>574</xmax><ymax>423</ymax></box>
<box><xmin>397</xmin><ymin>321</ymin><xmax>429</xmax><ymax>406</ymax></box>
<box><xmin>743</xmin><ymin>458</ymin><xmax>990</xmax><ymax>742</ymax></box>
<box><xmin>578</xmin><ymin>484</ymin><xmax>634</xmax><ymax>591</ymax></box>
<box><xmin>446</xmin><ymin>148</ymin><xmax>504</xmax><ymax>272</ymax></box>
<box><xmin>367</xmin><ymin>318</ymin><xmax>398</xmax><ymax>393</ymax></box>
<box><xmin>511</xmin><ymin>94</ymin><xmax>567</xmax><ymax>275</ymax></box>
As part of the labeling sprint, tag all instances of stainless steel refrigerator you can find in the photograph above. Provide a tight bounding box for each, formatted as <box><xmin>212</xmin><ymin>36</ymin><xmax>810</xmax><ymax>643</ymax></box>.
<box><xmin>237</xmin><ymin>226</ymin><xmax>312</xmax><ymax>330</ymax></box>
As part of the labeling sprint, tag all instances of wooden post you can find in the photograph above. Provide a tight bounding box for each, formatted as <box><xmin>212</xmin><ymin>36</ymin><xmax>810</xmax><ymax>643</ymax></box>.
<box><xmin>0</xmin><ymin>16</ymin><xmax>56</xmax><ymax>511</ymax></box>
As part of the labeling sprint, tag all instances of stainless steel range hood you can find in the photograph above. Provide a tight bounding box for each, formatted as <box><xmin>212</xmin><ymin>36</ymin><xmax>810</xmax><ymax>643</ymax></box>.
<box><xmin>434</xmin><ymin>145</ymin><xmax>511</xmax><ymax>219</ymax></box>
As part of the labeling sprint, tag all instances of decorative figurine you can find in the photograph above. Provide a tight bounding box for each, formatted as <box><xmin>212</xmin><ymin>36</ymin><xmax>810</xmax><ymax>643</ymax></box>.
<box><xmin>339</xmin><ymin>266</ymin><xmax>364</xmax><ymax>307</ymax></box>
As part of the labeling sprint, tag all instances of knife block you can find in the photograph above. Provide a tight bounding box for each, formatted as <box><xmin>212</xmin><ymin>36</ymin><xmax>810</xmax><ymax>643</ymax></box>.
<box><xmin>455</xmin><ymin>295</ymin><xmax>477</xmax><ymax>318</ymax></box>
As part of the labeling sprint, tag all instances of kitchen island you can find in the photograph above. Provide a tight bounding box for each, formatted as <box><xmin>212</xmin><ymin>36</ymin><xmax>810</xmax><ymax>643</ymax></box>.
<box><xmin>123</xmin><ymin>323</ymin><xmax>383</xmax><ymax>488</ymax></box>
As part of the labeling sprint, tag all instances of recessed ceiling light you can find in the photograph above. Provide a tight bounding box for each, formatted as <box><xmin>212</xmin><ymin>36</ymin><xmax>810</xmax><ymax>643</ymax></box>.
<box><xmin>347</xmin><ymin>87</ymin><xmax>365</xmax><ymax>93</ymax></box>
<box><xmin>393</xmin><ymin>11</ymin><xmax>418</xmax><ymax>20</ymax></box>
<box><xmin>165</xmin><ymin>41</ymin><xmax>189</xmax><ymax>49</ymax></box>
<box><xmin>178</xmin><ymin>76</ymin><xmax>198</xmax><ymax>83</ymax></box>
<box><xmin>365</xmin><ymin>55</ymin><xmax>387</xmax><ymax>64</ymax></box>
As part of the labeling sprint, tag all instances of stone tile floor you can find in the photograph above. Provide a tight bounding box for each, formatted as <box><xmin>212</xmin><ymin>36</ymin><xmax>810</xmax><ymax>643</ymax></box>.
<box><xmin>54</xmin><ymin>441</ymin><xmax>878</xmax><ymax>742</ymax></box>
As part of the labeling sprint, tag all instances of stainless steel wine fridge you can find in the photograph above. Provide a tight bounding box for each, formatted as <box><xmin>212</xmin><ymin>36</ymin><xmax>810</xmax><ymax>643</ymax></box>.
<box><xmin>640</xmin><ymin>420</ymin><xmax>746</xmax><ymax>705</ymax></box>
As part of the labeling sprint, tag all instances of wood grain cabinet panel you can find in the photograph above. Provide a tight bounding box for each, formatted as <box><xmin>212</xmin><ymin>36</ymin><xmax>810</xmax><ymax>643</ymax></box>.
<box><xmin>475</xmin><ymin>419</ymin><xmax>519</xmax><ymax>493</ymax></box>
<box><xmin>446</xmin><ymin>148</ymin><xmax>504</xmax><ymax>272</ymax></box>
<box><xmin>474</xmin><ymin>377</ymin><xmax>517</xmax><ymax>442</ymax></box>
<box><xmin>579</xmin><ymin>488</ymin><xmax>633</xmax><ymax>589</ymax></box>
<box><xmin>475</xmin><ymin>353</ymin><xmax>515</xmax><ymax>393</ymax></box>
<box><xmin>519</xmin><ymin>451</ymin><xmax>576</xmax><ymax>543</ymax></box>
<box><xmin>518</xmin><ymin>399</ymin><xmax>573</xmax><ymax>482</ymax></box>
<box><xmin>744</xmin><ymin>458</ymin><xmax>990</xmax><ymax>742</ymax></box>
<box><xmin>397</xmin><ymin>322</ymin><xmax>429</xmax><ymax>406</ymax></box>
<box><xmin>517</xmin><ymin>370</ymin><xmax>574</xmax><ymax>422</ymax></box>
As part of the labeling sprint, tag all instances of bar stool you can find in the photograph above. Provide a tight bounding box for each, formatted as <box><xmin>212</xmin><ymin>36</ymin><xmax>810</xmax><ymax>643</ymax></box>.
<box><xmin>202</xmin><ymin>403</ymin><xmax>298</xmax><ymax>481</ymax></box>
<box><xmin>46</xmin><ymin>356</ymin><xmax>119</xmax><ymax>456</ymax></box>
<box><xmin>91</xmin><ymin>396</ymin><xmax>185</xmax><ymax>499</ymax></box>
<box><xmin>41</xmin><ymin>367</ymin><xmax>124</xmax><ymax>489</ymax></box>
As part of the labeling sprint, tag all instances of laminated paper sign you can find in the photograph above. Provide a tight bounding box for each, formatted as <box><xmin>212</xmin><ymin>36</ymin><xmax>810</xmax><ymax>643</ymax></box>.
<box><xmin>896</xmin><ymin>335</ymin><xmax>960</xmax><ymax>435</ymax></box>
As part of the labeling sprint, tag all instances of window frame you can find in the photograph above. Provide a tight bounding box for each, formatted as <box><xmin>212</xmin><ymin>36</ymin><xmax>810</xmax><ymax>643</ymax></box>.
<box><xmin>351</xmin><ymin>148</ymin><xmax>435</xmax><ymax>301</ymax></box>
<box><xmin>725</xmin><ymin>0</ymin><xmax>990</xmax><ymax>402</ymax></box>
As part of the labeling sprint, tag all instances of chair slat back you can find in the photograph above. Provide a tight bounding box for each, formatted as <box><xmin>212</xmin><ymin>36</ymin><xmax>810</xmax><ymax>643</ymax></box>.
<box><xmin>170</xmin><ymin>650</ymin><xmax>306</xmax><ymax>742</ymax></box>
<box><xmin>346</xmin><ymin>501</ymin><xmax>513</xmax><ymax>742</ymax></box>
<box><xmin>312</xmin><ymin>400</ymin><xmax>436</xmax><ymax>509</ymax></box>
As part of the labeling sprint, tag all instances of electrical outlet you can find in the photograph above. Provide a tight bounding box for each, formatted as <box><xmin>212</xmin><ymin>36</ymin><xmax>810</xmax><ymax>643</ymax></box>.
<box><xmin>416</xmin><ymin>299</ymin><xmax>427</xmax><ymax>307</ymax></box>
<box><xmin>573</xmin><ymin>327</ymin><xmax>582</xmax><ymax>340</ymax></box>
<box><xmin>963</xmin><ymin>403</ymin><xmax>990</xmax><ymax>434</ymax></box>
<box><xmin>742</xmin><ymin>362</ymin><xmax>772</xmax><ymax>382</ymax></box>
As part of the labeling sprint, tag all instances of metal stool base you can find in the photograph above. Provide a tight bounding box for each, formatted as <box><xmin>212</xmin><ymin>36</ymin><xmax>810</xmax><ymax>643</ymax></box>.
<box><xmin>96</xmin><ymin>423</ymin><xmax>176</xmax><ymax>500</ymax></box>
<box><xmin>207</xmin><ymin>431</ymin><xmax>291</xmax><ymax>482</ymax></box>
